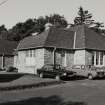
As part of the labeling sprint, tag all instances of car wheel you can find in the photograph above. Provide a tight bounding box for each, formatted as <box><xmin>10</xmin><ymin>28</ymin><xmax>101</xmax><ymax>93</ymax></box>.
<box><xmin>88</xmin><ymin>74</ymin><xmax>93</xmax><ymax>80</ymax></box>
<box><xmin>39</xmin><ymin>73</ymin><xmax>43</xmax><ymax>78</ymax></box>
<box><xmin>55</xmin><ymin>75</ymin><xmax>60</xmax><ymax>80</ymax></box>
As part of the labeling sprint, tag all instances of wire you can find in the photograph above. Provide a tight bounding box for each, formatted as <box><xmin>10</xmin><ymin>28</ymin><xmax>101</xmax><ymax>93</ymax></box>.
<box><xmin>0</xmin><ymin>0</ymin><xmax>9</xmax><ymax>6</ymax></box>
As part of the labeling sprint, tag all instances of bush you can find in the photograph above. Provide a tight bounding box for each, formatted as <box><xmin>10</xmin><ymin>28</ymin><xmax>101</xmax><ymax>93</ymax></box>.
<box><xmin>6</xmin><ymin>66</ymin><xmax>18</xmax><ymax>72</ymax></box>
<box><xmin>0</xmin><ymin>68</ymin><xmax>5</xmax><ymax>71</ymax></box>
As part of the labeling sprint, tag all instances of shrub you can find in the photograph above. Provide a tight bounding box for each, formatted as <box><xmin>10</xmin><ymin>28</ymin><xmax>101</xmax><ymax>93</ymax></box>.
<box><xmin>6</xmin><ymin>66</ymin><xmax>18</xmax><ymax>72</ymax></box>
<box><xmin>0</xmin><ymin>68</ymin><xmax>5</xmax><ymax>71</ymax></box>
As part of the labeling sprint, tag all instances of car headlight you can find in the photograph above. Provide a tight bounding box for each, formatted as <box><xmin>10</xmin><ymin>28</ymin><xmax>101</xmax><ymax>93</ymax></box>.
<box><xmin>100</xmin><ymin>69</ymin><xmax>104</xmax><ymax>72</ymax></box>
<box><xmin>63</xmin><ymin>73</ymin><xmax>67</xmax><ymax>76</ymax></box>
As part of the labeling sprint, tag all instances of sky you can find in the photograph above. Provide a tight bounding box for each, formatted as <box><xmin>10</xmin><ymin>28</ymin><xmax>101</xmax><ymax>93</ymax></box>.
<box><xmin>0</xmin><ymin>0</ymin><xmax>105</xmax><ymax>29</ymax></box>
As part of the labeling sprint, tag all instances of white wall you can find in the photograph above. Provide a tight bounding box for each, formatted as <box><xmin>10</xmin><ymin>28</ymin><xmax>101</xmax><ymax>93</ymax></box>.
<box><xmin>17</xmin><ymin>49</ymin><xmax>44</xmax><ymax>74</ymax></box>
<box><xmin>74</xmin><ymin>50</ymin><xmax>85</xmax><ymax>65</ymax></box>
<box><xmin>103</xmin><ymin>55</ymin><xmax>105</xmax><ymax>66</ymax></box>
<box><xmin>85</xmin><ymin>50</ymin><xmax>92</xmax><ymax>65</ymax></box>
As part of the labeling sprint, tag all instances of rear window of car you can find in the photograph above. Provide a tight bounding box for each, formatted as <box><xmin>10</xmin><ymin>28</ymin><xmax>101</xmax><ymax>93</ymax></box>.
<box><xmin>43</xmin><ymin>65</ymin><xmax>53</xmax><ymax>70</ymax></box>
<box><xmin>72</xmin><ymin>65</ymin><xmax>81</xmax><ymax>69</ymax></box>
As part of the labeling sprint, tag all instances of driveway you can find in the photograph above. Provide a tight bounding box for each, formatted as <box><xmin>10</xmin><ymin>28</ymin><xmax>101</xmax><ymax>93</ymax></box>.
<box><xmin>1</xmin><ymin>79</ymin><xmax>105</xmax><ymax>105</ymax></box>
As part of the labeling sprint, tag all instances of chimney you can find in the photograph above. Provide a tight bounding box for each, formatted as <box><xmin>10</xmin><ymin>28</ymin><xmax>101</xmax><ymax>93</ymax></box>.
<box><xmin>45</xmin><ymin>23</ymin><xmax>53</xmax><ymax>30</ymax></box>
<box><xmin>32</xmin><ymin>32</ymin><xmax>38</xmax><ymax>36</ymax></box>
<box><xmin>66</xmin><ymin>24</ymin><xmax>72</xmax><ymax>29</ymax></box>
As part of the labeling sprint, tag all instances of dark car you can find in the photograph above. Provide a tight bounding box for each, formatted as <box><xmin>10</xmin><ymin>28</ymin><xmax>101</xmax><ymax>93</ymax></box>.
<box><xmin>71</xmin><ymin>65</ymin><xmax>105</xmax><ymax>80</ymax></box>
<box><xmin>37</xmin><ymin>64</ymin><xmax>76</xmax><ymax>80</ymax></box>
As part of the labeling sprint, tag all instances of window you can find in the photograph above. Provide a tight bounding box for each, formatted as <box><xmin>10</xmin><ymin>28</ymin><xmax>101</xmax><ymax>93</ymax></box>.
<box><xmin>100</xmin><ymin>52</ymin><xmax>104</xmax><ymax>65</ymax></box>
<box><xmin>92</xmin><ymin>53</ymin><xmax>94</xmax><ymax>65</ymax></box>
<box><xmin>26</xmin><ymin>50</ymin><xmax>36</xmax><ymax>57</ymax></box>
<box><xmin>92</xmin><ymin>51</ymin><xmax>104</xmax><ymax>66</ymax></box>
<box><xmin>30</xmin><ymin>50</ymin><xmax>33</xmax><ymax>57</ymax></box>
<box><xmin>25</xmin><ymin>50</ymin><xmax>36</xmax><ymax>66</ymax></box>
<box><xmin>96</xmin><ymin>52</ymin><xmax>99</xmax><ymax>65</ymax></box>
<box><xmin>26</xmin><ymin>50</ymin><xmax>29</xmax><ymax>57</ymax></box>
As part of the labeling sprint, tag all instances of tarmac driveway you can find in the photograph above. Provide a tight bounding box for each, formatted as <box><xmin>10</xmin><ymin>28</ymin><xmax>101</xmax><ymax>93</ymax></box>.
<box><xmin>1</xmin><ymin>79</ymin><xmax>105</xmax><ymax>105</ymax></box>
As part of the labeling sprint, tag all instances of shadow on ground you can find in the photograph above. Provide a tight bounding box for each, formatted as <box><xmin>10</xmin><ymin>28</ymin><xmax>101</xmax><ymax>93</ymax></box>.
<box><xmin>61</xmin><ymin>76</ymin><xmax>105</xmax><ymax>81</ymax></box>
<box><xmin>0</xmin><ymin>95</ymin><xmax>87</xmax><ymax>105</ymax></box>
<box><xmin>61</xmin><ymin>76</ymin><xmax>86</xmax><ymax>81</ymax></box>
<box><xmin>0</xmin><ymin>73</ymin><xmax>24</xmax><ymax>82</ymax></box>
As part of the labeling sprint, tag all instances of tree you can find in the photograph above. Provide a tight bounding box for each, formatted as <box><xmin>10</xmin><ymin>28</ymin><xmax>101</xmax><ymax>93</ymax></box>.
<box><xmin>45</xmin><ymin>14</ymin><xmax>67</xmax><ymax>28</ymax></box>
<box><xmin>0</xmin><ymin>25</ymin><xmax>8</xmax><ymax>39</ymax></box>
<box><xmin>91</xmin><ymin>22</ymin><xmax>104</xmax><ymax>33</ymax></box>
<box><xmin>73</xmin><ymin>6</ymin><xmax>105</xmax><ymax>35</ymax></box>
<box><xmin>7</xmin><ymin>22</ymin><xmax>25</xmax><ymax>41</ymax></box>
<box><xmin>74</xmin><ymin>6</ymin><xmax>94</xmax><ymax>26</ymax></box>
<box><xmin>8</xmin><ymin>14</ymin><xmax>68</xmax><ymax>41</ymax></box>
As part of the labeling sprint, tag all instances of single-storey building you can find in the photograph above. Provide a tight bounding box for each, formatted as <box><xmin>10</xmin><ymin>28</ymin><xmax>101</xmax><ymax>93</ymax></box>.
<box><xmin>0</xmin><ymin>39</ymin><xmax>18</xmax><ymax>69</ymax></box>
<box><xmin>16</xmin><ymin>24</ymin><xmax>105</xmax><ymax>74</ymax></box>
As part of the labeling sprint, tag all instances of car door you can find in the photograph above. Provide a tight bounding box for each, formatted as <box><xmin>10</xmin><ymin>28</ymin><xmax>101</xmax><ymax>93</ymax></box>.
<box><xmin>81</xmin><ymin>65</ymin><xmax>89</xmax><ymax>77</ymax></box>
<box><xmin>45</xmin><ymin>65</ymin><xmax>54</xmax><ymax>76</ymax></box>
<box><xmin>72</xmin><ymin>65</ymin><xmax>82</xmax><ymax>76</ymax></box>
<box><xmin>72</xmin><ymin>65</ymin><xmax>86</xmax><ymax>77</ymax></box>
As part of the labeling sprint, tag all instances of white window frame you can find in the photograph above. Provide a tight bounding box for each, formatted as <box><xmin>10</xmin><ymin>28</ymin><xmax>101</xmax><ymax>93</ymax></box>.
<box><xmin>25</xmin><ymin>50</ymin><xmax>36</xmax><ymax>66</ymax></box>
<box><xmin>93</xmin><ymin>51</ymin><xmax>104</xmax><ymax>66</ymax></box>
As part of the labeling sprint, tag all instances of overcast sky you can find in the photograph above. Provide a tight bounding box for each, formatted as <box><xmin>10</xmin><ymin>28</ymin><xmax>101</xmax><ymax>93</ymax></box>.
<box><xmin>0</xmin><ymin>0</ymin><xmax>105</xmax><ymax>29</ymax></box>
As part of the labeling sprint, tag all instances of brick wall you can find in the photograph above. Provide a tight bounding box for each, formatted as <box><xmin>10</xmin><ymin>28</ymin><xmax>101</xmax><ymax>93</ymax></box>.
<box><xmin>66</xmin><ymin>50</ymin><xmax>74</xmax><ymax>67</ymax></box>
<box><xmin>0</xmin><ymin>57</ymin><xmax>2</xmax><ymax>68</ymax></box>
<box><xmin>14</xmin><ymin>55</ymin><xmax>18</xmax><ymax>68</ymax></box>
<box><xmin>85</xmin><ymin>50</ymin><xmax>92</xmax><ymax>65</ymax></box>
<box><xmin>44</xmin><ymin>48</ymin><xmax>74</xmax><ymax>67</ymax></box>
<box><xmin>44</xmin><ymin>48</ymin><xmax>53</xmax><ymax>65</ymax></box>
<box><xmin>74</xmin><ymin>50</ymin><xmax>93</xmax><ymax>65</ymax></box>
<box><xmin>4</xmin><ymin>56</ymin><xmax>14</xmax><ymax>68</ymax></box>
<box><xmin>74</xmin><ymin>50</ymin><xmax>85</xmax><ymax>65</ymax></box>
<box><xmin>55</xmin><ymin>50</ymin><xmax>62</xmax><ymax>65</ymax></box>
<box><xmin>0</xmin><ymin>56</ymin><xmax>14</xmax><ymax>69</ymax></box>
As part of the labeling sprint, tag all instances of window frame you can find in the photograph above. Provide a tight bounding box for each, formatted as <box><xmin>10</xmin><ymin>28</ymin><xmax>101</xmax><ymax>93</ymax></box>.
<box><xmin>92</xmin><ymin>51</ymin><xmax>104</xmax><ymax>66</ymax></box>
<box><xmin>25</xmin><ymin>49</ymin><xmax>36</xmax><ymax>66</ymax></box>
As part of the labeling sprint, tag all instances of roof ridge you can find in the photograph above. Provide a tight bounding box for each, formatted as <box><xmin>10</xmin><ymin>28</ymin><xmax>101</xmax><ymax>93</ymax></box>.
<box><xmin>83</xmin><ymin>25</ymin><xmax>87</xmax><ymax>49</ymax></box>
<box><xmin>43</xmin><ymin>27</ymin><xmax>51</xmax><ymax>46</ymax></box>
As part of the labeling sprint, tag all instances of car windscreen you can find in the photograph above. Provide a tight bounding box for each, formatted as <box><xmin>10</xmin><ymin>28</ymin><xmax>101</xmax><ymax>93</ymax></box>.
<box><xmin>72</xmin><ymin>65</ymin><xmax>81</xmax><ymax>69</ymax></box>
<box><xmin>43</xmin><ymin>65</ymin><xmax>53</xmax><ymax>70</ymax></box>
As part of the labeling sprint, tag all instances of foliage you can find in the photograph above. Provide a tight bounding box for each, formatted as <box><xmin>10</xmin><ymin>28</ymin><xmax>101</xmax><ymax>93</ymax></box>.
<box><xmin>7</xmin><ymin>14</ymin><xmax>68</xmax><ymax>41</ymax></box>
<box><xmin>0</xmin><ymin>8</ymin><xmax>105</xmax><ymax>41</ymax></box>
<box><xmin>91</xmin><ymin>22</ymin><xmax>105</xmax><ymax>34</ymax></box>
<box><xmin>0</xmin><ymin>25</ymin><xmax>8</xmax><ymax>39</ymax></box>
<box><xmin>73</xmin><ymin>6</ymin><xmax>105</xmax><ymax>35</ymax></box>
<box><xmin>74</xmin><ymin>6</ymin><xmax>94</xmax><ymax>26</ymax></box>
<box><xmin>6</xmin><ymin>66</ymin><xmax>18</xmax><ymax>72</ymax></box>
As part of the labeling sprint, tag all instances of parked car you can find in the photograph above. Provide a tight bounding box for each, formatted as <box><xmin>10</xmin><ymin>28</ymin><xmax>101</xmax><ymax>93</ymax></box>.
<box><xmin>37</xmin><ymin>64</ymin><xmax>76</xmax><ymax>80</ymax></box>
<box><xmin>71</xmin><ymin>65</ymin><xmax>105</xmax><ymax>79</ymax></box>
<box><xmin>6</xmin><ymin>66</ymin><xmax>18</xmax><ymax>72</ymax></box>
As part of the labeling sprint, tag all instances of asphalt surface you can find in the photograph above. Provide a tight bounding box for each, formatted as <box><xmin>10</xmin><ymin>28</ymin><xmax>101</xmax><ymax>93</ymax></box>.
<box><xmin>1</xmin><ymin>79</ymin><xmax>105</xmax><ymax>105</ymax></box>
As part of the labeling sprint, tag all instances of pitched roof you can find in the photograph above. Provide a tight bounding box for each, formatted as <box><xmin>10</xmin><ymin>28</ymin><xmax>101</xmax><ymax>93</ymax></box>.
<box><xmin>69</xmin><ymin>25</ymin><xmax>105</xmax><ymax>51</ymax></box>
<box><xmin>17</xmin><ymin>27</ymin><xmax>75</xmax><ymax>50</ymax></box>
<box><xmin>0</xmin><ymin>39</ymin><xmax>18</xmax><ymax>55</ymax></box>
<box><xmin>17</xmin><ymin>25</ymin><xmax>105</xmax><ymax>51</ymax></box>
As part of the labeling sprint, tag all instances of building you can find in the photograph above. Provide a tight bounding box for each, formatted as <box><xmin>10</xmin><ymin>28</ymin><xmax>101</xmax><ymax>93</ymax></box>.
<box><xmin>69</xmin><ymin>25</ymin><xmax>105</xmax><ymax>67</ymax></box>
<box><xmin>16</xmin><ymin>25</ymin><xmax>105</xmax><ymax>74</ymax></box>
<box><xmin>0</xmin><ymin>39</ymin><xmax>18</xmax><ymax>69</ymax></box>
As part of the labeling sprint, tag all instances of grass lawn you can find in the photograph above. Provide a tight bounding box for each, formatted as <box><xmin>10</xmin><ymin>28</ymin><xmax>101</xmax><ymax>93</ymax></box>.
<box><xmin>0</xmin><ymin>72</ymin><xmax>24</xmax><ymax>82</ymax></box>
<box><xmin>0</xmin><ymin>72</ymin><xmax>64</xmax><ymax>91</ymax></box>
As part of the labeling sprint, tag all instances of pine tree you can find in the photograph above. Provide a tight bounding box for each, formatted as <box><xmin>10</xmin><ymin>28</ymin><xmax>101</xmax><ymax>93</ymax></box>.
<box><xmin>74</xmin><ymin>6</ymin><xmax>94</xmax><ymax>26</ymax></box>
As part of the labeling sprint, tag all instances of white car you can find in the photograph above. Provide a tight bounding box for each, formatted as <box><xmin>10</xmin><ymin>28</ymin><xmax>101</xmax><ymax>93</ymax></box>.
<box><xmin>71</xmin><ymin>65</ymin><xmax>105</xmax><ymax>80</ymax></box>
